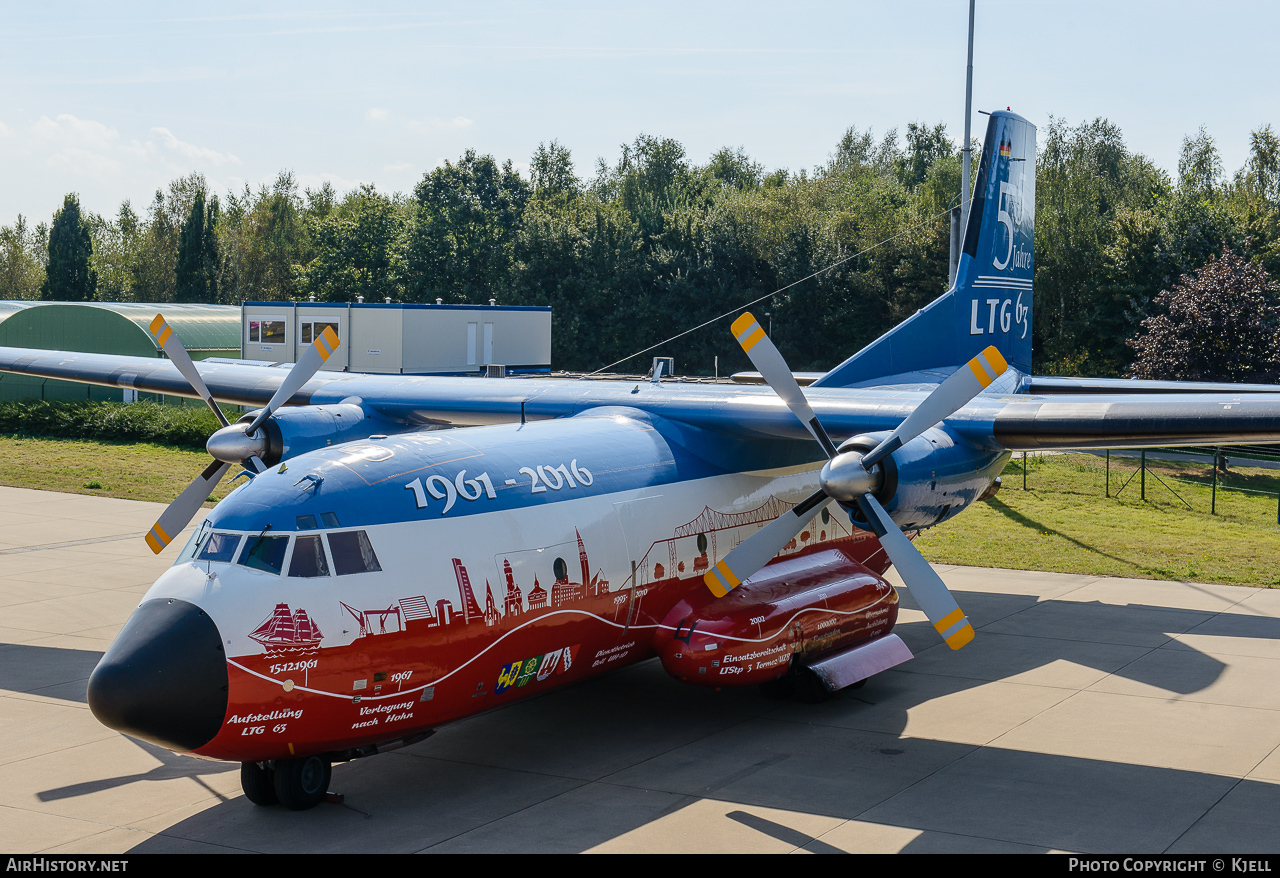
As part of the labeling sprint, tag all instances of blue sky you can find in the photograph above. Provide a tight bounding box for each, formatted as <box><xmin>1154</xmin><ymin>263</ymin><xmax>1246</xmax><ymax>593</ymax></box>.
<box><xmin>2</xmin><ymin>1</ymin><xmax>1277</xmax><ymax>224</ymax></box>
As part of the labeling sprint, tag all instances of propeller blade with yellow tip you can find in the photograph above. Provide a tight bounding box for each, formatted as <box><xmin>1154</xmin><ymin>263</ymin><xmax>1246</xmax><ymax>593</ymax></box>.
<box><xmin>861</xmin><ymin>345</ymin><xmax>1008</xmax><ymax>470</ymax></box>
<box><xmin>730</xmin><ymin>312</ymin><xmax>838</xmax><ymax>458</ymax></box>
<box><xmin>144</xmin><ymin>460</ymin><xmax>231</xmax><ymax>554</ymax></box>
<box><xmin>147</xmin><ymin>314</ymin><xmax>230</xmax><ymax>428</ymax></box>
<box><xmin>703</xmin><ymin>489</ymin><xmax>829</xmax><ymax>597</ymax></box>
<box><xmin>855</xmin><ymin>493</ymin><xmax>973</xmax><ymax>650</ymax></box>
<box><xmin>245</xmin><ymin>326</ymin><xmax>341</xmax><ymax>435</ymax></box>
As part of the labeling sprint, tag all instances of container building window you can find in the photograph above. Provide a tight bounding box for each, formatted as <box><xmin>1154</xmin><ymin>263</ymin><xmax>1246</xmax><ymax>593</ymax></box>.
<box><xmin>300</xmin><ymin>321</ymin><xmax>339</xmax><ymax>344</ymax></box>
<box><xmin>248</xmin><ymin>317</ymin><xmax>286</xmax><ymax>345</ymax></box>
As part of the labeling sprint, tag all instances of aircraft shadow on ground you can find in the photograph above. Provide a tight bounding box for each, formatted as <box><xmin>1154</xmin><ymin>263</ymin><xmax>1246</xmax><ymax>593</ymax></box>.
<box><xmin>0</xmin><ymin>642</ymin><xmax>101</xmax><ymax>703</ymax></box>
<box><xmin>38</xmin><ymin>738</ymin><xmax>237</xmax><ymax>804</ymax></box>
<box><xmin>102</xmin><ymin>588</ymin><xmax>1280</xmax><ymax>853</ymax></box>
<box><xmin>6</xmin><ymin>592</ymin><xmax>1269</xmax><ymax>850</ymax></box>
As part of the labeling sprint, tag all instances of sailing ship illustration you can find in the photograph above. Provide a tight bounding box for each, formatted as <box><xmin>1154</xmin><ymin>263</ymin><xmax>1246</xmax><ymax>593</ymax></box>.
<box><xmin>249</xmin><ymin>603</ymin><xmax>324</xmax><ymax>652</ymax></box>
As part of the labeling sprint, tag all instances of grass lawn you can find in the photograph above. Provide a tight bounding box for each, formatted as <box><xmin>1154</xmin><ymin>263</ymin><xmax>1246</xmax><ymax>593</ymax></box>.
<box><xmin>1</xmin><ymin>434</ymin><xmax>1277</xmax><ymax>587</ymax></box>
<box><xmin>0</xmin><ymin>435</ymin><xmax>236</xmax><ymax>506</ymax></box>
<box><xmin>915</xmin><ymin>451</ymin><xmax>1280</xmax><ymax>586</ymax></box>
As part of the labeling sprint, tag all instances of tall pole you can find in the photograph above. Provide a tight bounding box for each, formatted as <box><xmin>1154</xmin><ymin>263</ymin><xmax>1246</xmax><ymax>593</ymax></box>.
<box><xmin>961</xmin><ymin>0</ymin><xmax>975</xmax><ymax>234</ymax></box>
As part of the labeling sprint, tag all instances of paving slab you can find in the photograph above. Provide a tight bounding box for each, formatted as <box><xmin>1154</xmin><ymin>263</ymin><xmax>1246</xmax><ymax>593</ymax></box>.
<box><xmin>585</xmin><ymin>799</ymin><xmax>846</xmax><ymax>854</ymax></box>
<box><xmin>858</xmin><ymin>746</ymin><xmax>1238</xmax><ymax>853</ymax></box>
<box><xmin>898</xmin><ymin>630</ymin><xmax>1151</xmax><ymax>689</ymax></box>
<box><xmin>1166</xmin><ymin>777</ymin><xmax>1280</xmax><ymax>853</ymax></box>
<box><xmin>1089</xmin><ymin>647</ymin><xmax>1280</xmax><ymax>710</ymax></box>
<box><xmin>811</xmin><ymin>819</ymin><xmax>1056</xmax><ymax>854</ymax></box>
<box><xmin>992</xmin><ymin>690</ymin><xmax>1280</xmax><ymax>776</ymax></box>
<box><xmin>2</xmin><ymin>486</ymin><xmax>1280</xmax><ymax>853</ymax></box>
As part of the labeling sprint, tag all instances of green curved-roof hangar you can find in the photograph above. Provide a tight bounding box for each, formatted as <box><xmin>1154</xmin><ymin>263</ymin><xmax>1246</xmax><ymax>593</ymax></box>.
<box><xmin>0</xmin><ymin>301</ymin><xmax>240</xmax><ymax>401</ymax></box>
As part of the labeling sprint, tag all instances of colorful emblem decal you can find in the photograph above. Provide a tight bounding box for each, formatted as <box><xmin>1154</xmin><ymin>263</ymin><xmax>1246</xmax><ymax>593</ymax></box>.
<box><xmin>496</xmin><ymin>645</ymin><xmax>579</xmax><ymax>692</ymax></box>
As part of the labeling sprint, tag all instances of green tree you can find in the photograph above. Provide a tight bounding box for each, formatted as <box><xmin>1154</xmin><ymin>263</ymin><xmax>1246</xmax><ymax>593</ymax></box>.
<box><xmin>1033</xmin><ymin>117</ymin><xmax>1166</xmax><ymax>374</ymax></box>
<box><xmin>0</xmin><ymin>215</ymin><xmax>47</xmax><ymax>300</ymax></box>
<box><xmin>295</xmin><ymin>185</ymin><xmax>405</xmax><ymax>302</ymax></box>
<box><xmin>85</xmin><ymin>204</ymin><xmax>136</xmax><ymax>302</ymax></box>
<box><xmin>1128</xmin><ymin>248</ymin><xmax>1280</xmax><ymax>382</ymax></box>
<box><xmin>1229</xmin><ymin>125</ymin><xmax>1280</xmax><ymax>276</ymax></box>
<box><xmin>530</xmin><ymin>141</ymin><xmax>579</xmax><ymax>197</ymax></box>
<box><xmin>41</xmin><ymin>194</ymin><xmax>97</xmax><ymax>301</ymax></box>
<box><xmin>404</xmin><ymin>151</ymin><xmax>530</xmax><ymax>303</ymax></box>
<box><xmin>175</xmin><ymin>191</ymin><xmax>221</xmax><ymax>302</ymax></box>
<box><xmin>897</xmin><ymin>122</ymin><xmax>952</xmax><ymax>189</ymax></box>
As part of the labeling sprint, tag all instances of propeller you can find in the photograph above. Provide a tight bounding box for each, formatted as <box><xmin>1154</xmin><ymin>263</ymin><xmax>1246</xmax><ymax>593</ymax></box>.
<box><xmin>703</xmin><ymin>311</ymin><xmax>1007</xmax><ymax>650</ymax></box>
<box><xmin>141</xmin><ymin>315</ymin><xmax>340</xmax><ymax>554</ymax></box>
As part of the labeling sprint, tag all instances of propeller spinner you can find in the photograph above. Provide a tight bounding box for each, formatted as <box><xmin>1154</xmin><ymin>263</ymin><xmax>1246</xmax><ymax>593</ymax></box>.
<box><xmin>704</xmin><ymin>311</ymin><xmax>1007</xmax><ymax>650</ymax></box>
<box><xmin>142</xmin><ymin>315</ymin><xmax>340</xmax><ymax>554</ymax></box>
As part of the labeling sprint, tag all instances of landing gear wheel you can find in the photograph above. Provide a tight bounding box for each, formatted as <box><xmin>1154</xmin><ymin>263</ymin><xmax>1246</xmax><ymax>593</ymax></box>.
<box><xmin>790</xmin><ymin>666</ymin><xmax>831</xmax><ymax>704</ymax></box>
<box><xmin>273</xmin><ymin>755</ymin><xmax>331</xmax><ymax>811</ymax></box>
<box><xmin>758</xmin><ymin>676</ymin><xmax>793</xmax><ymax>700</ymax></box>
<box><xmin>240</xmin><ymin>762</ymin><xmax>277</xmax><ymax>806</ymax></box>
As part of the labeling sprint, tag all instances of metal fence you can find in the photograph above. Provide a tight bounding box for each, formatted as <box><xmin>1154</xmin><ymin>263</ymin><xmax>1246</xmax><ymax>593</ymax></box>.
<box><xmin>1013</xmin><ymin>445</ymin><xmax>1280</xmax><ymax>524</ymax></box>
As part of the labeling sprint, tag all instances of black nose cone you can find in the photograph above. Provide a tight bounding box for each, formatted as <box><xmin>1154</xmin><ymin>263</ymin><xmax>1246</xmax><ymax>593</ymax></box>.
<box><xmin>88</xmin><ymin>598</ymin><xmax>228</xmax><ymax>752</ymax></box>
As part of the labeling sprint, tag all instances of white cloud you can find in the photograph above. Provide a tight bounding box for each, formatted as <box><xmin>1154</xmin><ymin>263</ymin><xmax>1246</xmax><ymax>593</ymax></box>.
<box><xmin>384</xmin><ymin>161</ymin><xmax>414</xmax><ymax>172</ymax></box>
<box><xmin>367</xmin><ymin>107</ymin><xmax>390</xmax><ymax>122</ymax></box>
<box><xmin>31</xmin><ymin>114</ymin><xmax>121</xmax><ymax>153</ymax></box>
<box><xmin>148</xmin><ymin>127</ymin><xmax>239</xmax><ymax>166</ymax></box>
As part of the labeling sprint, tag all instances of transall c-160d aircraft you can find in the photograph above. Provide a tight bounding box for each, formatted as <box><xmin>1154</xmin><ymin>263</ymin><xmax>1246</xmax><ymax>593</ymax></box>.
<box><xmin>5</xmin><ymin>111</ymin><xmax>1280</xmax><ymax>811</ymax></box>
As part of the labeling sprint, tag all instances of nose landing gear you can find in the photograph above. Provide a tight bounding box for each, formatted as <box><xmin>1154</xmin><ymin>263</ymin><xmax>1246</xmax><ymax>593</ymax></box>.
<box><xmin>240</xmin><ymin>756</ymin><xmax>332</xmax><ymax>811</ymax></box>
<box><xmin>240</xmin><ymin>762</ymin><xmax>277</xmax><ymax>806</ymax></box>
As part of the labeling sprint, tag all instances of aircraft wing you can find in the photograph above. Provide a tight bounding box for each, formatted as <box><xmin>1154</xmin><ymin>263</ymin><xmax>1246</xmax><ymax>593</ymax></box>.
<box><xmin>3</xmin><ymin>346</ymin><xmax>1280</xmax><ymax>452</ymax></box>
<box><xmin>1029</xmin><ymin>376</ymin><xmax>1280</xmax><ymax>395</ymax></box>
<box><xmin>0</xmin><ymin>348</ymin><xmax>321</xmax><ymax>409</ymax></box>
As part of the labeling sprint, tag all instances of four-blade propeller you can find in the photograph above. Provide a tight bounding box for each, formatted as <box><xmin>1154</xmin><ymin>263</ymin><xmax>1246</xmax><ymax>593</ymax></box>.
<box><xmin>142</xmin><ymin>315</ymin><xmax>340</xmax><ymax>554</ymax></box>
<box><xmin>703</xmin><ymin>311</ymin><xmax>1007</xmax><ymax>650</ymax></box>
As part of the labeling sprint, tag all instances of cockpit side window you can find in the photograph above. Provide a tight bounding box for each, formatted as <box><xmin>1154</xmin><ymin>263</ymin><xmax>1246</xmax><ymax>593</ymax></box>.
<box><xmin>198</xmin><ymin>532</ymin><xmax>243</xmax><ymax>563</ymax></box>
<box><xmin>327</xmin><ymin>530</ymin><xmax>382</xmax><ymax>575</ymax></box>
<box><xmin>288</xmin><ymin>535</ymin><xmax>330</xmax><ymax>578</ymax></box>
<box><xmin>238</xmin><ymin>534</ymin><xmax>290</xmax><ymax>574</ymax></box>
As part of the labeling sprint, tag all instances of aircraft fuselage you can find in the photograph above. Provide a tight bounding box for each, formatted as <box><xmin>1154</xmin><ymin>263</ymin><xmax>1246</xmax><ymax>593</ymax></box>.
<box><xmin>88</xmin><ymin>407</ymin><xmax>1008</xmax><ymax>764</ymax></box>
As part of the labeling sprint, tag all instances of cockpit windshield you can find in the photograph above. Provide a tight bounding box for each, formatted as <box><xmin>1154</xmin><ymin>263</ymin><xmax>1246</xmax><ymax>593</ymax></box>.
<box><xmin>238</xmin><ymin>534</ymin><xmax>290</xmax><ymax>574</ymax></box>
<box><xmin>198</xmin><ymin>532</ymin><xmax>243</xmax><ymax>563</ymax></box>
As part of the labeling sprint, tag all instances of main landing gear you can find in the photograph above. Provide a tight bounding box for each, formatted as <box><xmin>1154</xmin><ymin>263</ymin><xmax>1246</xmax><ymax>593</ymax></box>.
<box><xmin>241</xmin><ymin>756</ymin><xmax>332</xmax><ymax>811</ymax></box>
<box><xmin>758</xmin><ymin>664</ymin><xmax>867</xmax><ymax>704</ymax></box>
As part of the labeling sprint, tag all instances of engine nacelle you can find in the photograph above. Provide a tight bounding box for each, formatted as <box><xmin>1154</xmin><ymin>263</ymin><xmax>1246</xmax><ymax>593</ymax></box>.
<box><xmin>212</xmin><ymin>403</ymin><xmax>395</xmax><ymax>467</ymax></box>
<box><xmin>844</xmin><ymin>427</ymin><xmax>1008</xmax><ymax>532</ymax></box>
<box><xmin>653</xmin><ymin>548</ymin><xmax>898</xmax><ymax>688</ymax></box>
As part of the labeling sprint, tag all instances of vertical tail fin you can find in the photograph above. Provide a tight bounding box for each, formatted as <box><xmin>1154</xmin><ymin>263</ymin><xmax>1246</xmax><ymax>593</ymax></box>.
<box><xmin>814</xmin><ymin>111</ymin><xmax>1036</xmax><ymax>389</ymax></box>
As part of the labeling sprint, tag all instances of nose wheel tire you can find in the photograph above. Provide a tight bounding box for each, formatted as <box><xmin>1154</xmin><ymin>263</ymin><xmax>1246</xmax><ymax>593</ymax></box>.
<box><xmin>240</xmin><ymin>762</ymin><xmax>278</xmax><ymax>806</ymax></box>
<box><xmin>273</xmin><ymin>755</ymin><xmax>332</xmax><ymax>811</ymax></box>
